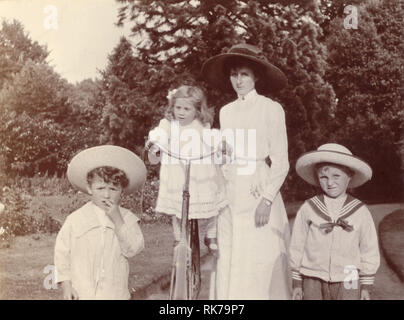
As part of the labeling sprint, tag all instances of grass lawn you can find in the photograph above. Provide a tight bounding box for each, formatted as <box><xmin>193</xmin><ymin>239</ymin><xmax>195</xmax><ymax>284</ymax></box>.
<box><xmin>378</xmin><ymin>209</ymin><xmax>404</xmax><ymax>282</ymax></box>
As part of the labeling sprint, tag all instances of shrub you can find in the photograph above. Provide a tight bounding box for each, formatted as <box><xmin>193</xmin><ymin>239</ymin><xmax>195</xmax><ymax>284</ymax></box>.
<box><xmin>0</xmin><ymin>186</ymin><xmax>61</xmax><ymax>248</ymax></box>
<box><xmin>12</xmin><ymin>174</ymin><xmax>73</xmax><ymax>197</ymax></box>
<box><xmin>121</xmin><ymin>175</ymin><xmax>170</xmax><ymax>224</ymax></box>
<box><xmin>378</xmin><ymin>209</ymin><xmax>404</xmax><ymax>282</ymax></box>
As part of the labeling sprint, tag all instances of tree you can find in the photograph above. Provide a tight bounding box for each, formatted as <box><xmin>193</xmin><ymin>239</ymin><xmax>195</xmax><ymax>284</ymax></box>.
<box><xmin>317</xmin><ymin>0</ymin><xmax>364</xmax><ymax>38</ymax></box>
<box><xmin>0</xmin><ymin>19</ymin><xmax>48</xmax><ymax>90</ymax></box>
<box><xmin>99</xmin><ymin>37</ymin><xmax>173</xmax><ymax>150</ymax></box>
<box><xmin>0</xmin><ymin>20</ymin><xmax>70</xmax><ymax>176</ymax></box>
<box><xmin>117</xmin><ymin>0</ymin><xmax>317</xmax><ymax>70</ymax></box>
<box><xmin>66</xmin><ymin>79</ymin><xmax>104</xmax><ymax>141</ymax></box>
<box><xmin>115</xmin><ymin>0</ymin><xmax>337</xmax><ymax>200</ymax></box>
<box><xmin>0</xmin><ymin>20</ymin><xmax>110</xmax><ymax>177</ymax></box>
<box><xmin>0</xmin><ymin>60</ymin><xmax>70</xmax><ymax>122</ymax></box>
<box><xmin>0</xmin><ymin>111</ymin><xmax>70</xmax><ymax>176</ymax></box>
<box><xmin>0</xmin><ymin>61</ymin><xmax>72</xmax><ymax>175</ymax></box>
<box><xmin>54</xmin><ymin>78</ymin><xmax>107</xmax><ymax>165</ymax></box>
<box><xmin>325</xmin><ymin>0</ymin><xmax>404</xmax><ymax>201</ymax></box>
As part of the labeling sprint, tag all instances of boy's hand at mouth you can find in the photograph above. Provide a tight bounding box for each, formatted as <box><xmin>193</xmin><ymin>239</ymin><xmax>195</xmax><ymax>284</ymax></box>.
<box><xmin>102</xmin><ymin>200</ymin><xmax>124</xmax><ymax>229</ymax></box>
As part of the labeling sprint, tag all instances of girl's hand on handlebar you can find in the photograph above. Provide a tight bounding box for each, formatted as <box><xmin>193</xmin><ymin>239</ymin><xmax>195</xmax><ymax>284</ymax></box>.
<box><xmin>145</xmin><ymin>140</ymin><xmax>160</xmax><ymax>154</ymax></box>
<box><xmin>145</xmin><ymin>140</ymin><xmax>161</xmax><ymax>165</ymax></box>
<box><xmin>145</xmin><ymin>140</ymin><xmax>153</xmax><ymax>150</ymax></box>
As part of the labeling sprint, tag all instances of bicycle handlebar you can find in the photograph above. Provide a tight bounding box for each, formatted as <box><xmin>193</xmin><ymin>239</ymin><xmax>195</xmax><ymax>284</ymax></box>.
<box><xmin>148</xmin><ymin>141</ymin><xmax>219</xmax><ymax>162</ymax></box>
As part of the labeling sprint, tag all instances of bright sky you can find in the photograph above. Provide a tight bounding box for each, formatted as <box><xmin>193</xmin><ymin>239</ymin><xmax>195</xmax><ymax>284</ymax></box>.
<box><xmin>0</xmin><ymin>0</ymin><xmax>134</xmax><ymax>83</ymax></box>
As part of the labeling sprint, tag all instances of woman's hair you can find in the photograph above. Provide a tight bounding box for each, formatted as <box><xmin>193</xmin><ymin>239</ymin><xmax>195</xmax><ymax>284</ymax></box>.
<box><xmin>165</xmin><ymin>85</ymin><xmax>214</xmax><ymax>126</ymax></box>
<box><xmin>223</xmin><ymin>56</ymin><xmax>263</xmax><ymax>80</ymax></box>
<box><xmin>87</xmin><ymin>166</ymin><xmax>129</xmax><ymax>189</ymax></box>
<box><xmin>314</xmin><ymin>162</ymin><xmax>355</xmax><ymax>178</ymax></box>
<box><xmin>223</xmin><ymin>56</ymin><xmax>268</xmax><ymax>94</ymax></box>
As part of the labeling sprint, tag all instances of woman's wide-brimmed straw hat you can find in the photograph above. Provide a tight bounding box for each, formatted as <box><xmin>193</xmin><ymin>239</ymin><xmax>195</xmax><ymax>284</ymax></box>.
<box><xmin>67</xmin><ymin>145</ymin><xmax>147</xmax><ymax>195</ymax></box>
<box><xmin>296</xmin><ymin>143</ymin><xmax>372</xmax><ymax>188</ymax></box>
<box><xmin>200</xmin><ymin>43</ymin><xmax>287</xmax><ymax>93</ymax></box>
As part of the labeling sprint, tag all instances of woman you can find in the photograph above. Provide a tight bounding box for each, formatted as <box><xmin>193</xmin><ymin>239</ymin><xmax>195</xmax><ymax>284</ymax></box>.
<box><xmin>201</xmin><ymin>43</ymin><xmax>291</xmax><ymax>299</ymax></box>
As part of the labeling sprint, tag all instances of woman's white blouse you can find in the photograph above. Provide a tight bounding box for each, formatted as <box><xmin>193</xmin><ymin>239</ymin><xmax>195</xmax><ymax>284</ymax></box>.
<box><xmin>219</xmin><ymin>89</ymin><xmax>289</xmax><ymax>202</ymax></box>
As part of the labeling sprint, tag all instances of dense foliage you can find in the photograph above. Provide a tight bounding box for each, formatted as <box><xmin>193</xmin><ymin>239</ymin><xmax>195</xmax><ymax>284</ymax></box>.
<box><xmin>324</xmin><ymin>0</ymin><xmax>403</xmax><ymax>201</ymax></box>
<box><xmin>0</xmin><ymin>20</ymin><xmax>101</xmax><ymax>178</ymax></box>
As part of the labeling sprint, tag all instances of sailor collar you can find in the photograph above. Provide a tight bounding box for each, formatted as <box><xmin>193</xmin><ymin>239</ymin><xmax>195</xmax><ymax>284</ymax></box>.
<box><xmin>307</xmin><ymin>194</ymin><xmax>364</xmax><ymax>233</ymax></box>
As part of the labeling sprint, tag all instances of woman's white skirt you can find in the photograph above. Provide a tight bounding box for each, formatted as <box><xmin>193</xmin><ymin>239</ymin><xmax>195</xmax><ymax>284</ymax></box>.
<box><xmin>212</xmin><ymin>162</ymin><xmax>292</xmax><ymax>300</ymax></box>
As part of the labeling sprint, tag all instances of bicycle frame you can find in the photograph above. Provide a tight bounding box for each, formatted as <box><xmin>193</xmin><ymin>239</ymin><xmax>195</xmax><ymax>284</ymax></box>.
<box><xmin>148</xmin><ymin>142</ymin><xmax>217</xmax><ymax>300</ymax></box>
<box><xmin>170</xmin><ymin>158</ymin><xmax>192</xmax><ymax>300</ymax></box>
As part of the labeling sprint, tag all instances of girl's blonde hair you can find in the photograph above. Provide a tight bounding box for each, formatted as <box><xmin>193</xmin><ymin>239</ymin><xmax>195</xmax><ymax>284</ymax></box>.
<box><xmin>165</xmin><ymin>85</ymin><xmax>214</xmax><ymax>126</ymax></box>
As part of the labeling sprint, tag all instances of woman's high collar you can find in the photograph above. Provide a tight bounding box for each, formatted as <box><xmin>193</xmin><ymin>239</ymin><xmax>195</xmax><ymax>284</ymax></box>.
<box><xmin>237</xmin><ymin>89</ymin><xmax>258</xmax><ymax>102</ymax></box>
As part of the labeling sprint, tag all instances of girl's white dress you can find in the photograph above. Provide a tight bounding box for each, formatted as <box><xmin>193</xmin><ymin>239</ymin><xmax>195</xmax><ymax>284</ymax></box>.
<box><xmin>214</xmin><ymin>89</ymin><xmax>292</xmax><ymax>299</ymax></box>
<box><xmin>149</xmin><ymin>118</ymin><xmax>227</xmax><ymax>220</ymax></box>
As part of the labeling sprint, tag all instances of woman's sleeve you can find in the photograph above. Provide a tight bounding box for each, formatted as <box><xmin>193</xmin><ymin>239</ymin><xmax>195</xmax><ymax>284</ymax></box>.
<box><xmin>262</xmin><ymin>102</ymin><xmax>289</xmax><ymax>202</ymax></box>
<box><xmin>54</xmin><ymin>218</ymin><xmax>72</xmax><ymax>283</ymax></box>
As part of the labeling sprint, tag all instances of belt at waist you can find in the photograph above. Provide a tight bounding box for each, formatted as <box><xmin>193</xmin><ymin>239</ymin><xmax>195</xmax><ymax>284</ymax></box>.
<box><xmin>233</xmin><ymin>155</ymin><xmax>271</xmax><ymax>167</ymax></box>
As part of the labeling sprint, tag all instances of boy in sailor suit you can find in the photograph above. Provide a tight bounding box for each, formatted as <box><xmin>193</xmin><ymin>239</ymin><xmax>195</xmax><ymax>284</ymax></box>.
<box><xmin>289</xmin><ymin>143</ymin><xmax>380</xmax><ymax>300</ymax></box>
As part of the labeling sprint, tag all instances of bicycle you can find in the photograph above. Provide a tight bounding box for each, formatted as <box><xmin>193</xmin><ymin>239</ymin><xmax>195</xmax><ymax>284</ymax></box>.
<box><xmin>145</xmin><ymin>141</ymin><xmax>220</xmax><ymax>300</ymax></box>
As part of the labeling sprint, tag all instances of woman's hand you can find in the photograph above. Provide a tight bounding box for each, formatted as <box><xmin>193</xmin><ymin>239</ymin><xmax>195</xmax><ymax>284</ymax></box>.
<box><xmin>255</xmin><ymin>198</ymin><xmax>271</xmax><ymax>227</ymax></box>
<box><xmin>217</xmin><ymin>140</ymin><xmax>232</xmax><ymax>156</ymax></box>
<box><xmin>62</xmin><ymin>281</ymin><xmax>79</xmax><ymax>300</ymax></box>
<box><xmin>216</xmin><ymin>140</ymin><xmax>233</xmax><ymax>164</ymax></box>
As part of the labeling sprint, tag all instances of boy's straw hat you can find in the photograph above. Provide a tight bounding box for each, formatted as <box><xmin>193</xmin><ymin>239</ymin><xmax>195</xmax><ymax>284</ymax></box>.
<box><xmin>67</xmin><ymin>145</ymin><xmax>147</xmax><ymax>195</ymax></box>
<box><xmin>200</xmin><ymin>43</ymin><xmax>287</xmax><ymax>93</ymax></box>
<box><xmin>295</xmin><ymin>143</ymin><xmax>372</xmax><ymax>188</ymax></box>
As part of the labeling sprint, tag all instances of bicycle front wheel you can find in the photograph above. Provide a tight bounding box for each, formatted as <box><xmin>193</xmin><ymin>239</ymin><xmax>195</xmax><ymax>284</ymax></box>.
<box><xmin>188</xmin><ymin>219</ymin><xmax>201</xmax><ymax>299</ymax></box>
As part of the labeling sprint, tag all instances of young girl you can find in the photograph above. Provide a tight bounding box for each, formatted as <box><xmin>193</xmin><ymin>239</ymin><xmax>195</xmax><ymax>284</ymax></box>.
<box><xmin>146</xmin><ymin>85</ymin><xmax>227</xmax><ymax>255</ymax></box>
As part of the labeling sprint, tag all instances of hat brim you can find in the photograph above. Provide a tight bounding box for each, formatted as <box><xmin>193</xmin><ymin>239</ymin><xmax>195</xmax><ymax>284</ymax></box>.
<box><xmin>200</xmin><ymin>52</ymin><xmax>287</xmax><ymax>93</ymax></box>
<box><xmin>67</xmin><ymin>145</ymin><xmax>147</xmax><ymax>195</ymax></box>
<box><xmin>296</xmin><ymin>150</ymin><xmax>372</xmax><ymax>188</ymax></box>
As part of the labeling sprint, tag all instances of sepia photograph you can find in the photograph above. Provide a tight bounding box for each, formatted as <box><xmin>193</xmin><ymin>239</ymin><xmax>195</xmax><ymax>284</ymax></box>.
<box><xmin>0</xmin><ymin>0</ymin><xmax>402</xmax><ymax>306</ymax></box>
